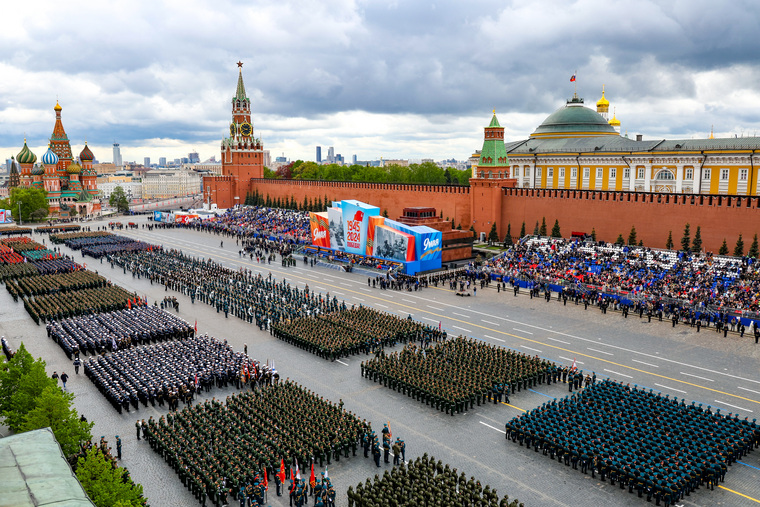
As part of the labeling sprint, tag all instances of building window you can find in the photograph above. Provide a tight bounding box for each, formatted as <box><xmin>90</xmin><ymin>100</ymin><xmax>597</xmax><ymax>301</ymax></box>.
<box><xmin>583</xmin><ymin>167</ymin><xmax>590</xmax><ymax>179</ymax></box>
<box><xmin>740</xmin><ymin>168</ymin><xmax>748</xmax><ymax>181</ymax></box>
<box><xmin>721</xmin><ymin>168</ymin><xmax>729</xmax><ymax>180</ymax></box>
<box><xmin>559</xmin><ymin>167</ymin><xmax>565</xmax><ymax>178</ymax></box>
<box><xmin>610</xmin><ymin>168</ymin><xmax>616</xmax><ymax>178</ymax></box>
<box><xmin>525</xmin><ymin>167</ymin><xmax>530</xmax><ymax>177</ymax></box>
<box><xmin>548</xmin><ymin>168</ymin><xmax>554</xmax><ymax>178</ymax></box>
<box><xmin>571</xmin><ymin>167</ymin><xmax>577</xmax><ymax>178</ymax></box>
<box><xmin>514</xmin><ymin>167</ymin><xmax>519</xmax><ymax>177</ymax></box>
<box><xmin>596</xmin><ymin>168</ymin><xmax>603</xmax><ymax>179</ymax></box>
<box><xmin>537</xmin><ymin>167</ymin><xmax>542</xmax><ymax>178</ymax></box>
<box><xmin>685</xmin><ymin>168</ymin><xmax>693</xmax><ymax>180</ymax></box>
<box><xmin>623</xmin><ymin>168</ymin><xmax>630</xmax><ymax>179</ymax></box>
<box><xmin>703</xmin><ymin>168</ymin><xmax>711</xmax><ymax>180</ymax></box>
<box><xmin>637</xmin><ymin>167</ymin><xmax>644</xmax><ymax>179</ymax></box>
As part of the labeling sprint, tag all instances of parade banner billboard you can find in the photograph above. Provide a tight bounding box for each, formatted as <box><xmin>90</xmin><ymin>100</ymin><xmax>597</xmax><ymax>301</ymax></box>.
<box><xmin>341</xmin><ymin>200</ymin><xmax>379</xmax><ymax>255</ymax></box>
<box><xmin>4</xmin><ymin>210</ymin><xmax>12</xmax><ymax>223</ymax></box>
<box><xmin>327</xmin><ymin>207</ymin><xmax>344</xmax><ymax>251</ymax></box>
<box><xmin>0</xmin><ymin>210</ymin><xmax>5</xmax><ymax>223</ymax></box>
<box><xmin>373</xmin><ymin>224</ymin><xmax>415</xmax><ymax>262</ymax></box>
<box><xmin>366</xmin><ymin>215</ymin><xmax>385</xmax><ymax>256</ymax></box>
<box><xmin>309</xmin><ymin>212</ymin><xmax>330</xmax><ymax>248</ymax></box>
<box><xmin>153</xmin><ymin>211</ymin><xmax>163</xmax><ymax>222</ymax></box>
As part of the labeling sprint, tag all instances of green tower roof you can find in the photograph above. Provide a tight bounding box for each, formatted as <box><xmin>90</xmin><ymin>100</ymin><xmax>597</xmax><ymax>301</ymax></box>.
<box><xmin>479</xmin><ymin>113</ymin><xmax>509</xmax><ymax>168</ymax></box>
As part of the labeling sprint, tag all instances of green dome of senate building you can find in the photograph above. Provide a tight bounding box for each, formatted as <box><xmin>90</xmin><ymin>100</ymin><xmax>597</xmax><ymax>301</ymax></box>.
<box><xmin>531</xmin><ymin>96</ymin><xmax>618</xmax><ymax>138</ymax></box>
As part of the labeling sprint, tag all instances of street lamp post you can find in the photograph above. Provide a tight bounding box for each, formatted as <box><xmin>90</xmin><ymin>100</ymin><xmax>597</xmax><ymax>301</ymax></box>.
<box><xmin>18</xmin><ymin>202</ymin><xmax>21</xmax><ymax>226</ymax></box>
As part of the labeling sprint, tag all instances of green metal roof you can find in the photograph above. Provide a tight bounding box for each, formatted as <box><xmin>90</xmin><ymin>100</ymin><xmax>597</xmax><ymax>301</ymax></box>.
<box><xmin>652</xmin><ymin>137</ymin><xmax>760</xmax><ymax>151</ymax></box>
<box><xmin>488</xmin><ymin>113</ymin><xmax>501</xmax><ymax>128</ymax></box>
<box><xmin>531</xmin><ymin>99</ymin><xmax>617</xmax><ymax>137</ymax></box>
<box><xmin>0</xmin><ymin>427</ymin><xmax>95</xmax><ymax>506</ymax></box>
<box><xmin>479</xmin><ymin>114</ymin><xmax>509</xmax><ymax>167</ymax></box>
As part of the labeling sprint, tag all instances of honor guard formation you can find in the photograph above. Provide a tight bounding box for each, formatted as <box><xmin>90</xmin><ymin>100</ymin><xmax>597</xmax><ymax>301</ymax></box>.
<box><xmin>144</xmin><ymin>380</ymin><xmax>365</xmax><ymax>507</ymax></box>
<box><xmin>84</xmin><ymin>335</ymin><xmax>257</xmax><ymax>414</ymax></box>
<box><xmin>505</xmin><ymin>380</ymin><xmax>760</xmax><ymax>506</ymax></box>
<box><xmin>272</xmin><ymin>306</ymin><xmax>442</xmax><ymax>360</ymax></box>
<box><xmin>45</xmin><ymin>306</ymin><xmax>194</xmax><ymax>358</ymax></box>
<box><xmin>361</xmin><ymin>336</ymin><xmax>554</xmax><ymax>415</ymax></box>
<box><xmin>347</xmin><ymin>454</ymin><xmax>522</xmax><ymax>507</ymax></box>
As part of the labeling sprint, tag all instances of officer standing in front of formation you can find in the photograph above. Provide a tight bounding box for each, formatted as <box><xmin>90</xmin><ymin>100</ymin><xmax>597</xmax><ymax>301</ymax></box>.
<box><xmin>115</xmin><ymin>435</ymin><xmax>122</xmax><ymax>460</ymax></box>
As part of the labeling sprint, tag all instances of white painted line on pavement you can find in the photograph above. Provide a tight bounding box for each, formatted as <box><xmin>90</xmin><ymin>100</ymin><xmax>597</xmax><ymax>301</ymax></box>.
<box><xmin>587</xmin><ymin>348</ymin><xmax>613</xmax><ymax>356</ymax></box>
<box><xmin>522</xmin><ymin>346</ymin><xmax>542</xmax><ymax>353</ymax></box>
<box><xmin>453</xmin><ymin>312</ymin><xmax>470</xmax><ymax>318</ymax></box>
<box><xmin>632</xmin><ymin>359</ymin><xmax>659</xmax><ymax>368</ymax></box>
<box><xmin>513</xmin><ymin>328</ymin><xmax>533</xmax><ymax>335</ymax></box>
<box><xmin>360</xmin><ymin>288</ymin><xmax>372</xmax><ymax>292</ymax></box>
<box><xmin>422</xmin><ymin>317</ymin><xmax>438</xmax><ymax>323</ymax></box>
<box><xmin>737</xmin><ymin>386</ymin><xmax>760</xmax><ymax>396</ymax></box>
<box><xmin>427</xmin><ymin>306</ymin><xmax>444</xmax><ymax>311</ymax></box>
<box><xmin>655</xmin><ymin>383</ymin><xmax>687</xmax><ymax>394</ymax></box>
<box><xmin>559</xmin><ymin>356</ymin><xmax>584</xmax><ymax>364</ymax></box>
<box><xmin>604</xmin><ymin>369</ymin><xmax>633</xmax><ymax>379</ymax></box>
<box><xmin>546</xmin><ymin>337</ymin><xmax>570</xmax><ymax>344</ymax></box>
<box><xmin>384</xmin><ymin>294</ymin><xmax>395</xmax><ymax>298</ymax></box>
<box><xmin>484</xmin><ymin>335</ymin><xmax>505</xmax><ymax>342</ymax></box>
<box><xmin>336</xmin><ymin>360</ymin><xmax>349</xmax><ymax>366</ymax></box>
<box><xmin>453</xmin><ymin>326</ymin><xmax>471</xmax><ymax>333</ymax></box>
<box><xmin>479</xmin><ymin>421</ymin><xmax>505</xmax><ymax>433</ymax></box>
<box><xmin>333</xmin><ymin>292</ymin><xmax>345</xmax><ymax>296</ymax></box>
<box><xmin>715</xmin><ymin>400</ymin><xmax>753</xmax><ymax>413</ymax></box>
<box><xmin>403</xmin><ymin>299</ymin><xmax>416</xmax><ymax>304</ymax></box>
<box><xmin>681</xmin><ymin>372</ymin><xmax>714</xmax><ymax>382</ymax></box>
<box><xmin>354</xmin><ymin>297</ymin><xmax>365</xmax><ymax>301</ymax></box>
<box><xmin>340</xmin><ymin>282</ymin><xmax>353</xmax><ymax>286</ymax></box>
<box><xmin>482</xmin><ymin>320</ymin><xmax>500</xmax><ymax>326</ymax></box>
<box><xmin>316</xmin><ymin>286</ymin><xmax>328</xmax><ymax>291</ymax></box>
<box><xmin>376</xmin><ymin>304</ymin><xmax>389</xmax><ymax>308</ymax></box>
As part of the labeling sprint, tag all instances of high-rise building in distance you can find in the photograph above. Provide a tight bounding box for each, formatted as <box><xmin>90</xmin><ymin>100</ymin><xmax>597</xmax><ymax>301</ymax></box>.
<box><xmin>316</xmin><ymin>146</ymin><xmax>322</xmax><ymax>163</ymax></box>
<box><xmin>188</xmin><ymin>151</ymin><xmax>200</xmax><ymax>164</ymax></box>
<box><xmin>144</xmin><ymin>157</ymin><xmax>151</xmax><ymax>167</ymax></box>
<box><xmin>159</xmin><ymin>157</ymin><xmax>167</xmax><ymax>167</ymax></box>
<box><xmin>112</xmin><ymin>142</ymin><xmax>122</xmax><ymax>167</ymax></box>
<box><xmin>327</xmin><ymin>146</ymin><xmax>335</xmax><ymax>163</ymax></box>
<box><xmin>352</xmin><ymin>154</ymin><xmax>357</xmax><ymax>164</ymax></box>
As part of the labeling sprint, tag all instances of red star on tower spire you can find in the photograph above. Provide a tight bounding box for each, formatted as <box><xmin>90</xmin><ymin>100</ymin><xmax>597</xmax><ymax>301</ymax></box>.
<box><xmin>237</xmin><ymin>61</ymin><xmax>243</xmax><ymax>68</ymax></box>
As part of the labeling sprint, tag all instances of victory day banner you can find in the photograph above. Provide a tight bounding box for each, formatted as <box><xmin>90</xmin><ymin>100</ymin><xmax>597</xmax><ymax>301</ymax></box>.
<box><xmin>309</xmin><ymin>212</ymin><xmax>330</xmax><ymax>248</ymax></box>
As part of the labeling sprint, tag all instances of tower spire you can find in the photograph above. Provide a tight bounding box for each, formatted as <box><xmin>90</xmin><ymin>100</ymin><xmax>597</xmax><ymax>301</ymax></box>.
<box><xmin>235</xmin><ymin>62</ymin><xmax>247</xmax><ymax>100</ymax></box>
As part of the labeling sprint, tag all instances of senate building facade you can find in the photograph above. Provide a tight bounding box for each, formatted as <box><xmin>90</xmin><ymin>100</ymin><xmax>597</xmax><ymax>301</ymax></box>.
<box><xmin>478</xmin><ymin>88</ymin><xmax>760</xmax><ymax>196</ymax></box>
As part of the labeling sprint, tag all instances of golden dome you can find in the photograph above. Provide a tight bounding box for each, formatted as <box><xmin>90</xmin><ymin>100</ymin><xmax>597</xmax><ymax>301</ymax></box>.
<box><xmin>54</xmin><ymin>101</ymin><xmax>62</xmax><ymax>112</ymax></box>
<box><xmin>609</xmin><ymin>107</ymin><xmax>621</xmax><ymax>127</ymax></box>
<box><xmin>596</xmin><ymin>85</ymin><xmax>609</xmax><ymax>112</ymax></box>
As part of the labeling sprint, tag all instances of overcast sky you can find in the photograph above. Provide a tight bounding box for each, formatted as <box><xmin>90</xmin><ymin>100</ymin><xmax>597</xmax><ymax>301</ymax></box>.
<box><xmin>2</xmin><ymin>0</ymin><xmax>759</xmax><ymax>165</ymax></box>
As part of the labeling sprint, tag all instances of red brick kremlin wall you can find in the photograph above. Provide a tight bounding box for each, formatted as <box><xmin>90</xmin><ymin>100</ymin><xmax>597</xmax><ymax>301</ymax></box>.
<box><xmin>245</xmin><ymin>179</ymin><xmax>760</xmax><ymax>253</ymax></box>
<box><xmin>250</xmin><ymin>179</ymin><xmax>473</xmax><ymax>228</ymax></box>
<box><xmin>500</xmin><ymin>188</ymin><xmax>760</xmax><ymax>253</ymax></box>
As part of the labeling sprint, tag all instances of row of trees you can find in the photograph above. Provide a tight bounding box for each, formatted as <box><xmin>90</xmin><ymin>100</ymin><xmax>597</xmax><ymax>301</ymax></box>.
<box><xmin>0</xmin><ymin>344</ymin><xmax>145</xmax><ymax>506</ymax></box>
<box><xmin>265</xmin><ymin>161</ymin><xmax>471</xmax><ymax>186</ymax></box>
<box><xmin>490</xmin><ymin>218</ymin><xmax>759</xmax><ymax>258</ymax></box>
<box><xmin>244</xmin><ymin>189</ymin><xmax>339</xmax><ymax>213</ymax></box>
<box><xmin>0</xmin><ymin>187</ymin><xmax>49</xmax><ymax>222</ymax></box>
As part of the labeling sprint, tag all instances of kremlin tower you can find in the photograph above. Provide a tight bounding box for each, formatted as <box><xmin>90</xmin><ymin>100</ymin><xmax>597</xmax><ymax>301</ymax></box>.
<box><xmin>204</xmin><ymin>62</ymin><xmax>264</xmax><ymax>207</ymax></box>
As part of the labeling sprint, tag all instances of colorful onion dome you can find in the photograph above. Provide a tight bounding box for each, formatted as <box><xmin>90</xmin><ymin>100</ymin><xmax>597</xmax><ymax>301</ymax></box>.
<box><xmin>41</xmin><ymin>145</ymin><xmax>59</xmax><ymax>166</ymax></box>
<box><xmin>54</xmin><ymin>101</ymin><xmax>62</xmax><ymax>112</ymax></box>
<box><xmin>32</xmin><ymin>165</ymin><xmax>44</xmax><ymax>176</ymax></box>
<box><xmin>79</xmin><ymin>142</ymin><xmax>94</xmax><ymax>161</ymax></box>
<box><xmin>16</xmin><ymin>139</ymin><xmax>37</xmax><ymax>164</ymax></box>
<box><xmin>66</xmin><ymin>162</ymin><xmax>82</xmax><ymax>174</ymax></box>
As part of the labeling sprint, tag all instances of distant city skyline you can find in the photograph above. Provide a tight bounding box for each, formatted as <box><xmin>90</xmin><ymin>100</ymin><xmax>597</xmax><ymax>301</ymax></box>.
<box><xmin>2</xmin><ymin>1</ymin><xmax>759</xmax><ymax>164</ymax></box>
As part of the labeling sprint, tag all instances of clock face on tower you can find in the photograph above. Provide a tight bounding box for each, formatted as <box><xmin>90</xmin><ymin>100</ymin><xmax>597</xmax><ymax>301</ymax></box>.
<box><xmin>230</xmin><ymin>123</ymin><xmax>236</xmax><ymax>137</ymax></box>
<box><xmin>240</xmin><ymin>122</ymin><xmax>252</xmax><ymax>137</ymax></box>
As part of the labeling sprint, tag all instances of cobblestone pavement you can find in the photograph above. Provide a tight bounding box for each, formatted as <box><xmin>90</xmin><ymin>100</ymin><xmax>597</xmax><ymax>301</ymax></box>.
<box><xmin>3</xmin><ymin>215</ymin><xmax>759</xmax><ymax>507</ymax></box>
